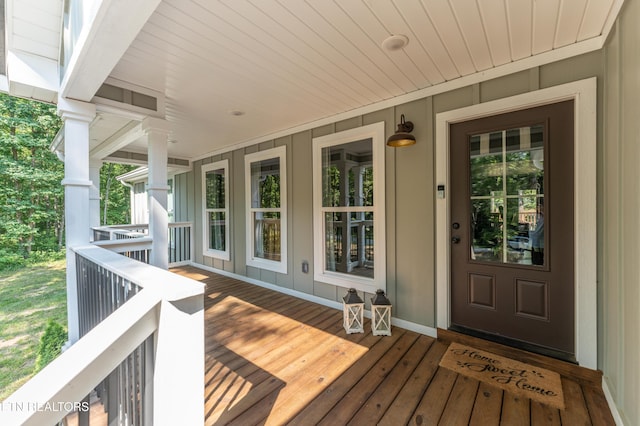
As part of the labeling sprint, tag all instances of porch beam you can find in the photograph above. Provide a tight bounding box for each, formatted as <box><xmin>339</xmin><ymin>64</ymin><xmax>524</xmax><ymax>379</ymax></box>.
<box><xmin>90</xmin><ymin>121</ymin><xmax>143</xmax><ymax>160</ymax></box>
<box><xmin>58</xmin><ymin>98</ymin><xmax>96</xmax><ymax>344</ymax></box>
<box><xmin>60</xmin><ymin>0</ymin><xmax>162</xmax><ymax>101</ymax></box>
<box><xmin>143</xmin><ymin>117</ymin><xmax>171</xmax><ymax>269</ymax></box>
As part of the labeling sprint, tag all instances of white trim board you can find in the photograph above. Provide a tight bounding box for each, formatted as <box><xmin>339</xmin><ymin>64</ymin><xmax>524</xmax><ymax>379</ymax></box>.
<box><xmin>189</xmin><ymin>261</ymin><xmax>437</xmax><ymax>338</ymax></box>
<box><xmin>435</xmin><ymin>77</ymin><xmax>598</xmax><ymax>369</ymax></box>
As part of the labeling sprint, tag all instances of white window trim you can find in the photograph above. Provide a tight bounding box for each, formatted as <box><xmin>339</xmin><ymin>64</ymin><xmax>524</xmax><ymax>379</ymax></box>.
<box><xmin>202</xmin><ymin>160</ymin><xmax>230</xmax><ymax>261</ymax></box>
<box><xmin>244</xmin><ymin>146</ymin><xmax>288</xmax><ymax>274</ymax></box>
<box><xmin>312</xmin><ymin>121</ymin><xmax>386</xmax><ymax>294</ymax></box>
<box><xmin>435</xmin><ymin>77</ymin><xmax>597</xmax><ymax>369</ymax></box>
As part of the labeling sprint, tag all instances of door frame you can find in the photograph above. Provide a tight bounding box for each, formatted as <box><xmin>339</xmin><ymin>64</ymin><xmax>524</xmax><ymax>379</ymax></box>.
<box><xmin>435</xmin><ymin>77</ymin><xmax>597</xmax><ymax>368</ymax></box>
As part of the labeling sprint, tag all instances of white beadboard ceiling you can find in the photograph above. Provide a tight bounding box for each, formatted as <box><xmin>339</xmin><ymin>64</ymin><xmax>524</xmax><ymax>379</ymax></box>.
<box><xmin>8</xmin><ymin>0</ymin><xmax>624</xmax><ymax>161</ymax></box>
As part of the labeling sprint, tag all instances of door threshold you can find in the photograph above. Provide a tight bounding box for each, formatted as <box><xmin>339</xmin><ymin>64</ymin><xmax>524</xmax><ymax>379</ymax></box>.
<box><xmin>448</xmin><ymin>324</ymin><xmax>576</xmax><ymax>363</ymax></box>
<box><xmin>438</xmin><ymin>327</ymin><xmax>602</xmax><ymax>386</ymax></box>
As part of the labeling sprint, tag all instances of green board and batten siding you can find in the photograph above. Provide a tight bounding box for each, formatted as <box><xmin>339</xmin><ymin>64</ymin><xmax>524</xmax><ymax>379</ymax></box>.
<box><xmin>602</xmin><ymin>0</ymin><xmax>640</xmax><ymax>423</ymax></box>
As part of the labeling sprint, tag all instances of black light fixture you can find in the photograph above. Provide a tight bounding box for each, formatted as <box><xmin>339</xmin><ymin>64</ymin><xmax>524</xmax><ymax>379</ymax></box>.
<box><xmin>387</xmin><ymin>114</ymin><xmax>416</xmax><ymax>147</ymax></box>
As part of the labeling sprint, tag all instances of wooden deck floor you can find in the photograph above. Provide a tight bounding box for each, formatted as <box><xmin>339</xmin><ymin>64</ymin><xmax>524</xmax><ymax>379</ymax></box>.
<box><xmin>174</xmin><ymin>266</ymin><xmax>615</xmax><ymax>426</ymax></box>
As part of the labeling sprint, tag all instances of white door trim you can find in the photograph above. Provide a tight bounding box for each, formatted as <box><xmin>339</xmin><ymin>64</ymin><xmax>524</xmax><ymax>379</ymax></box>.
<box><xmin>435</xmin><ymin>77</ymin><xmax>597</xmax><ymax>369</ymax></box>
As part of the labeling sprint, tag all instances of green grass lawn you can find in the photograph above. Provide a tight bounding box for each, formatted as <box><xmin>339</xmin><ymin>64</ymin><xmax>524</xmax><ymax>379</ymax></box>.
<box><xmin>0</xmin><ymin>259</ymin><xmax>67</xmax><ymax>401</ymax></box>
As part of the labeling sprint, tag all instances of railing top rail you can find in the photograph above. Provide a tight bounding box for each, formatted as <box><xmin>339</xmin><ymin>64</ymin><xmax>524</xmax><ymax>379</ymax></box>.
<box><xmin>73</xmin><ymin>245</ymin><xmax>204</xmax><ymax>301</ymax></box>
<box><xmin>169</xmin><ymin>221</ymin><xmax>193</xmax><ymax>227</ymax></box>
<box><xmin>93</xmin><ymin>221</ymin><xmax>193</xmax><ymax>231</ymax></box>
<box><xmin>92</xmin><ymin>224</ymin><xmax>149</xmax><ymax>231</ymax></box>
<box><xmin>0</xmin><ymin>290</ymin><xmax>160</xmax><ymax>426</ymax></box>
<box><xmin>92</xmin><ymin>237</ymin><xmax>153</xmax><ymax>253</ymax></box>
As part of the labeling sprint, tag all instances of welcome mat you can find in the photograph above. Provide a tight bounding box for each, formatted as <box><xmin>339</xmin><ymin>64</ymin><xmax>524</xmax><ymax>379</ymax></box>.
<box><xmin>439</xmin><ymin>342</ymin><xmax>565</xmax><ymax>409</ymax></box>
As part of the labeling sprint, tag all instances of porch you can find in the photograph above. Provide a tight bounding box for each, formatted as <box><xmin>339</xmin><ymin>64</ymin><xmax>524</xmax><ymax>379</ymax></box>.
<box><xmin>174</xmin><ymin>265</ymin><xmax>614</xmax><ymax>425</ymax></box>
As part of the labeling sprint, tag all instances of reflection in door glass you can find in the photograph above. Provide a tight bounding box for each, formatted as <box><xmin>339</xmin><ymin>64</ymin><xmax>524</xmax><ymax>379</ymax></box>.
<box><xmin>469</xmin><ymin>125</ymin><xmax>544</xmax><ymax>265</ymax></box>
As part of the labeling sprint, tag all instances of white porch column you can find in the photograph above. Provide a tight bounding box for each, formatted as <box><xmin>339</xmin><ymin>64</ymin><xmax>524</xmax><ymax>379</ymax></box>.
<box><xmin>58</xmin><ymin>98</ymin><xmax>96</xmax><ymax>344</ymax></box>
<box><xmin>142</xmin><ymin>117</ymin><xmax>170</xmax><ymax>269</ymax></box>
<box><xmin>89</xmin><ymin>160</ymin><xmax>102</xmax><ymax>233</ymax></box>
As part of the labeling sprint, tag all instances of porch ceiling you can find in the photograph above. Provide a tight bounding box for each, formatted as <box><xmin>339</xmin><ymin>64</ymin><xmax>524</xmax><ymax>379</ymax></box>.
<box><xmin>14</xmin><ymin>0</ymin><xmax>625</xmax><ymax>161</ymax></box>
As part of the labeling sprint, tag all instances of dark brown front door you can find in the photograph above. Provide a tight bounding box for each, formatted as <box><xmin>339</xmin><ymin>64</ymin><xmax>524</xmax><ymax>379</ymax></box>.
<box><xmin>450</xmin><ymin>100</ymin><xmax>575</xmax><ymax>361</ymax></box>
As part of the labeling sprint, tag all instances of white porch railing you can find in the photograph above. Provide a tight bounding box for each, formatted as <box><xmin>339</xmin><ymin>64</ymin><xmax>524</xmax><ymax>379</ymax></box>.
<box><xmin>92</xmin><ymin>225</ymin><xmax>149</xmax><ymax>241</ymax></box>
<box><xmin>91</xmin><ymin>222</ymin><xmax>194</xmax><ymax>267</ymax></box>
<box><xmin>0</xmin><ymin>245</ymin><xmax>204</xmax><ymax>426</ymax></box>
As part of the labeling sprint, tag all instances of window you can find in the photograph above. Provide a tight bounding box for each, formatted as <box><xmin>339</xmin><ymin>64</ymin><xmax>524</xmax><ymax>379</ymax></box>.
<box><xmin>313</xmin><ymin>122</ymin><xmax>386</xmax><ymax>293</ymax></box>
<box><xmin>245</xmin><ymin>146</ymin><xmax>287</xmax><ymax>273</ymax></box>
<box><xmin>202</xmin><ymin>160</ymin><xmax>229</xmax><ymax>260</ymax></box>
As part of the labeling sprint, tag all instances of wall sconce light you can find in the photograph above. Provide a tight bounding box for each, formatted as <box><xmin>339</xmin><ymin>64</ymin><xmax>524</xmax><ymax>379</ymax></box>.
<box><xmin>387</xmin><ymin>114</ymin><xmax>416</xmax><ymax>147</ymax></box>
<box><xmin>371</xmin><ymin>289</ymin><xmax>392</xmax><ymax>336</ymax></box>
<box><xmin>343</xmin><ymin>288</ymin><xmax>364</xmax><ymax>334</ymax></box>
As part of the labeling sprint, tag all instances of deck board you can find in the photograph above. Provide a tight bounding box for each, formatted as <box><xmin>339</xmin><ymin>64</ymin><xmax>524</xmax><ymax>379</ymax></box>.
<box><xmin>350</xmin><ymin>334</ymin><xmax>434</xmax><ymax>425</ymax></box>
<box><xmin>469</xmin><ymin>382</ymin><xmax>504</xmax><ymax>426</ymax></box>
<box><xmin>172</xmin><ymin>266</ymin><xmax>615</xmax><ymax>426</ymax></box>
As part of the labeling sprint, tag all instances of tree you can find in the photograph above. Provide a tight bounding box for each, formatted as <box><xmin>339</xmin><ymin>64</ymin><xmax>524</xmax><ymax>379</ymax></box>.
<box><xmin>0</xmin><ymin>94</ymin><xmax>63</xmax><ymax>258</ymax></box>
<box><xmin>100</xmin><ymin>162</ymin><xmax>137</xmax><ymax>225</ymax></box>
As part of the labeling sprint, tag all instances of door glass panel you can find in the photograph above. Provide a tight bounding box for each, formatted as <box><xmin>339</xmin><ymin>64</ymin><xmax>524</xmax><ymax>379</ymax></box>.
<box><xmin>469</xmin><ymin>125</ymin><xmax>544</xmax><ymax>266</ymax></box>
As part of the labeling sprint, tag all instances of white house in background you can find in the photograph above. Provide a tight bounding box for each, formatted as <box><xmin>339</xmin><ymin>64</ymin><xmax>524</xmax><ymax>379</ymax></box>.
<box><xmin>1</xmin><ymin>0</ymin><xmax>639</xmax><ymax>424</ymax></box>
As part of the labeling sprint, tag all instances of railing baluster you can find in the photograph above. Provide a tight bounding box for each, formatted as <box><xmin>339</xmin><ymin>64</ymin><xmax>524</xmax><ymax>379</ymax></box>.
<box><xmin>73</xmin><ymin>251</ymin><xmax>152</xmax><ymax>426</ymax></box>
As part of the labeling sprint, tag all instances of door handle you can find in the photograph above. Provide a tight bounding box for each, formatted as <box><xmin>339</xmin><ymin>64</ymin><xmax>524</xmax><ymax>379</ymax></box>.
<box><xmin>451</xmin><ymin>236</ymin><xmax>461</xmax><ymax>244</ymax></box>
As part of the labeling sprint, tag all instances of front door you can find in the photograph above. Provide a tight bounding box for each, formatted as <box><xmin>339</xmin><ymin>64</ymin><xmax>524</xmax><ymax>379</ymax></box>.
<box><xmin>449</xmin><ymin>100</ymin><xmax>575</xmax><ymax>361</ymax></box>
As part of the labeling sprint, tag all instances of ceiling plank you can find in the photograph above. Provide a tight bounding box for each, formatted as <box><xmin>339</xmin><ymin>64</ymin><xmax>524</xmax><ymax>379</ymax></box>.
<box><xmin>578</xmin><ymin>0</ymin><xmax>614</xmax><ymax>40</ymax></box>
<box><xmin>506</xmin><ymin>0</ymin><xmax>533</xmax><ymax>61</ymax></box>
<box><xmin>422</xmin><ymin>0</ymin><xmax>476</xmax><ymax>76</ymax></box>
<box><xmin>478</xmin><ymin>0</ymin><xmax>512</xmax><ymax>66</ymax></box>
<box><xmin>555</xmin><ymin>0</ymin><xmax>589</xmax><ymax>47</ymax></box>
<box><xmin>449</xmin><ymin>0</ymin><xmax>494</xmax><ymax>71</ymax></box>
<box><xmin>532</xmin><ymin>0</ymin><xmax>560</xmax><ymax>54</ymax></box>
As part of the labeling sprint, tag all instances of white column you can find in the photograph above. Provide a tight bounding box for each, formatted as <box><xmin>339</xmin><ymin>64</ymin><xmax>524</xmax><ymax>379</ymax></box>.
<box><xmin>58</xmin><ymin>98</ymin><xmax>96</xmax><ymax>344</ymax></box>
<box><xmin>142</xmin><ymin>117</ymin><xmax>170</xmax><ymax>269</ymax></box>
<box><xmin>89</xmin><ymin>160</ymin><xmax>102</xmax><ymax>233</ymax></box>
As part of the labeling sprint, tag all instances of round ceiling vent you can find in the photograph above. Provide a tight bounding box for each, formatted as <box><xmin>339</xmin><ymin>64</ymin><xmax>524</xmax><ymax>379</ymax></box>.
<box><xmin>382</xmin><ymin>34</ymin><xmax>409</xmax><ymax>51</ymax></box>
